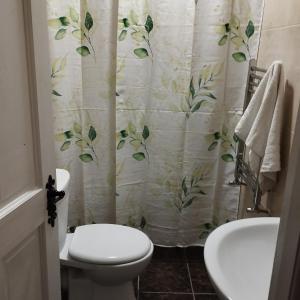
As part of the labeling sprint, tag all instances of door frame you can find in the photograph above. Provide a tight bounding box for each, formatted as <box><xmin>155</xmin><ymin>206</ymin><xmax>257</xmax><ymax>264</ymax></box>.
<box><xmin>24</xmin><ymin>0</ymin><xmax>61</xmax><ymax>298</ymax></box>
<box><xmin>268</xmin><ymin>106</ymin><xmax>300</xmax><ymax>300</ymax></box>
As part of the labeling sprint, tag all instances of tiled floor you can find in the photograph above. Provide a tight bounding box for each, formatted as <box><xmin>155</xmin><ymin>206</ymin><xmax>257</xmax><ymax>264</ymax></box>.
<box><xmin>61</xmin><ymin>246</ymin><xmax>218</xmax><ymax>300</ymax></box>
<box><xmin>136</xmin><ymin>246</ymin><xmax>219</xmax><ymax>300</ymax></box>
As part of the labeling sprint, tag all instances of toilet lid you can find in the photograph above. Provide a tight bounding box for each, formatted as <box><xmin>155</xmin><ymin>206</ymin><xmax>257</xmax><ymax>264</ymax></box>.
<box><xmin>68</xmin><ymin>224</ymin><xmax>151</xmax><ymax>265</ymax></box>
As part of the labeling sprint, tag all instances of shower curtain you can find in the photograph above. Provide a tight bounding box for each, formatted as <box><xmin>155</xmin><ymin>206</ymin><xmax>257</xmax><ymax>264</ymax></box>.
<box><xmin>47</xmin><ymin>0</ymin><xmax>264</xmax><ymax>246</ymax></box>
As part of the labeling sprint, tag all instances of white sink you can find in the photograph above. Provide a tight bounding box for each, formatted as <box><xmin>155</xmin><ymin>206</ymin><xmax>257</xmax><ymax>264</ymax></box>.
<box><xmin>204</xmin><ymin>217</ymin><xmax>280</xmax><ymax>300</ymax></box>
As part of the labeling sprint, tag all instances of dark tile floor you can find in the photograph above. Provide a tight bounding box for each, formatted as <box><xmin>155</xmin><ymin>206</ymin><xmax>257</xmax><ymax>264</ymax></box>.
<box><xmin>61</xmin><ymin>246</ymin><xmax>218</xmax><ymax>300</ymax></box>
<box><xmin>136</xmin><ymin>246</ymin><xmax>219</xmax><ymax>300</ymax></box>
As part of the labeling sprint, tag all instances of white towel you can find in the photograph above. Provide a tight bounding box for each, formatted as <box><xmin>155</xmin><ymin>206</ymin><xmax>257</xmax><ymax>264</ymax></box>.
<box><xmin>235</xmin><ymin>61</ymin><xmax>285</xmax><ymax>193</ymax></box>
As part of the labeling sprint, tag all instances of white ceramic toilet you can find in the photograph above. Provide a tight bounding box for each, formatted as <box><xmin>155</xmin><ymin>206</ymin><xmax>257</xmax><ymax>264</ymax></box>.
<box><xmin>56</xmin><ymin>169</ymin><xmax>153</xmax><ymax>300</ymax></box>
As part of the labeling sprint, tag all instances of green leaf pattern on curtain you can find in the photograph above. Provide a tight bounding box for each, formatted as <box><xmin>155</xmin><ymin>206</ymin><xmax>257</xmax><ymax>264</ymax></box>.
<box><xmin>117</xmin><ymin>122</ymin><xmax>150</xmax><ymax>162</ymax></box>
<box><xmin>47</xmin><ymin>0</ymin><xmax>264</xmax><ymax>245</ymax></box>
<box><xmin>118</xmin><ymin>11</ymin><xmax>154</xmax><ymax>59</ymax></box>
<box><xmin>206</xmin><ymin>125</ymin><xmax>238</xmax><ymax>163</ymax></box>
<box><xmin>48</xmin><ymin>5</ymin><xmax>96</xmax><ymax>59</ymax></box>
<box><xmin>51</xmin><ymin>56</ymin><xmax>67</xmax><ymax>97</ymax></box>
<box><xmin>48</xmin><ymin>0</ymin><xmax>117</xmax><ymax>225</ymax></box>
<box><xmin>217</xmin><ymin>16</ymin><xmax>256</xmax><ymax>62</ymax></box>
<box><xmin>185</xmin><ymin>64</ymin><xmax>222</xmax><ymax>118</ymax></box>
<box><xmin>55</xmin><ymin>122</ymin><xmax>99</xmax><ymax>164</ymax></box>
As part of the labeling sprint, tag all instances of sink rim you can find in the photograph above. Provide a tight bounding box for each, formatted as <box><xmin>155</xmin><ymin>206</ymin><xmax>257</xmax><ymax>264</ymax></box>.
<box><xmin>204</xmin><ymin>217</ymin><xmax>280</xmax><ymax>300</ymax></box>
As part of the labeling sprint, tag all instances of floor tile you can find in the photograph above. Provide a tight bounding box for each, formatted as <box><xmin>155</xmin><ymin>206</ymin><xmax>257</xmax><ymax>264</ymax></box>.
<box><xmin>186</xmin><ymin>246</ymin><xmax>204</xmax><ymax>262</ymax></box>
<box><xmin>140</xmin><ymin>261</ymin><xmax>192</xmax><ymax>293</ymax></box>
<box><xmin>139</xmin><ymin>292</ymin><xmax>194</xmax><ymax>300</ymax></box>
<box><xmin>152</xmin><ymin>246</ymin><xmax>186</xmax><ymax>262</ymax></box>
<box><xmin>194</xmin><ymin>294</ymin><xmax>219</xmax><ymax>299</ymax></box>
<box><xmin>188</xmin><ymin>262</ymin><xmax>215</xmax><ymax>293</ymax></box>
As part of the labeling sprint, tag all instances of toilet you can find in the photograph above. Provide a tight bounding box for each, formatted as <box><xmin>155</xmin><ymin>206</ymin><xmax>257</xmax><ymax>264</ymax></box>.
<box><xmin>56</xmin><ymin>169</ymin><xmax>153</xmax><ymax>300</ymax></box>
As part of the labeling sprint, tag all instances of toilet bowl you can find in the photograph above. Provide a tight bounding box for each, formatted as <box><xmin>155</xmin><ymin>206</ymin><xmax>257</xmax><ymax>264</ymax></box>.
<box><xmin>56</xmin><ymin>169</ymin><xmax>153</xmax><ymax>300</ymax></box>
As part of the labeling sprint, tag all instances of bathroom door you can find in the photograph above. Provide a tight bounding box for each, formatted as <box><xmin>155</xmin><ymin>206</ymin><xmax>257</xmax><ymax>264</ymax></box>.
<box><xmin>0</xmin><ymin>0</ymin><xmax>61</xmax><ymax>300</ymax></box>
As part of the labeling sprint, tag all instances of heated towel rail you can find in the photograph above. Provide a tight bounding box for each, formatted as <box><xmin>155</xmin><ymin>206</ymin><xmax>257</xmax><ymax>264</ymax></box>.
<box><xmin>230</xmin><ymin>59</ymin><xmax>270</xmax><ymax>214</ymax></box>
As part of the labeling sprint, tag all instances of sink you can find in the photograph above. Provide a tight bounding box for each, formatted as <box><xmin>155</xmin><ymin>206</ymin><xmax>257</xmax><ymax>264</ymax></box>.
<box><xmin>204</xmin><ymin>217</ymin><xmax>280</xmax><ymax>300</ymax></box>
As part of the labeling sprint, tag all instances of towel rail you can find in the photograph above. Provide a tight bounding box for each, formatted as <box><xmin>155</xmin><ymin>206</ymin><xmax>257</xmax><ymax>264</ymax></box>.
<box><xmin>250</xmin><ymin>73</ymin><xmax>263</xmax><ymax>80</ymax></box>
<box><xmin>251</xmin><ymin>65</ymin><xmax>267</xmax><ymax>73</ymax></box>
<box><xmin>231</xmin><ymin>59</ymin><xmax>270</xmax><ymax>215</ymax></box>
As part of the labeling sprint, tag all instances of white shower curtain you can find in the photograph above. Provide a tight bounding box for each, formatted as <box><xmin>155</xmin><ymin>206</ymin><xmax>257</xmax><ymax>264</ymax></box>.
<box><xmin>47</xmin><ymin>0</ymin><xmax>264</xmax><ymax>246</ymax></box>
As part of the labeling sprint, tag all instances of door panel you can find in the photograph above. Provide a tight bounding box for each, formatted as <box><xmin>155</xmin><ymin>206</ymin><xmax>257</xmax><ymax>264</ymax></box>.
<box><xmin>0</xmin><ymin>0</ymin><xmax>60</xmax><ymax>299</ymax></box>
<box><xmin>0</xmin><ymin>193</ymin><xmax>47</xmax><ymax>300</ymax></box>
<box><xmin>4</xmin><ymin>230</ymin><xmax>44</xmax><ymax>300</ymax></box>
<box><xmin>0</xmin><ymin>0</ymin><xmax>37</xmax><ymax>208</ymax></box>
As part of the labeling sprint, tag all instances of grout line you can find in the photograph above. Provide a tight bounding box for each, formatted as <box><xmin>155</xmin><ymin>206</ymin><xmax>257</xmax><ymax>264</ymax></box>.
<box><xmin>139</xmin><ymin>292</ymin><xmax>195</xmax><ymax>295</ymax></box>
<box><xmin>186</xmin><ymin>262</ymin><xmax>196</xmax><ymax>300</ymax></box>
<box><xmin>262</xmin><ymin>23</ymin><xmax>300</xmax><ymax>32</ymax></box>
<box><xmin>137</xmin><ymin>276</ymin><xmax>140</xmax><ymax>300</ymax></box>
<box><xmin>194</xmin><ymin>293</ymin><xmax>217</xmax><ymax>295</ymax></box>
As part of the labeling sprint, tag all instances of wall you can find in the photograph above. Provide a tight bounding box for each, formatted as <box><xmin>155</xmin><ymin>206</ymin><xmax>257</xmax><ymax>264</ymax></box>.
<box><xmin>240</xmin><ymin>0</ymin><xmax>300</xmax><ymax>217</ymax></box>
<box><xmin>268</xmin><ymin>108</ymin><xmax>300</xmax><ymax>300</ymax></box>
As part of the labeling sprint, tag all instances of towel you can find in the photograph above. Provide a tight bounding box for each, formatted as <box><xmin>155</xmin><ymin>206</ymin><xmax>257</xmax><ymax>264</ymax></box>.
<box><xmin>235</xmin><ymin>61</ymin><xmax>285</xmax><ymax>193</ymax></box>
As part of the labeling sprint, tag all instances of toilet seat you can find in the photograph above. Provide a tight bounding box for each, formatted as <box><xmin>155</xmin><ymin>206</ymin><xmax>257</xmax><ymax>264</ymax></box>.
<box><xmin>68</xmin><ymin>224</ymin><xmax>151</xmax><ymax>265</ymax></box>
<box><xmin>60</xmin><ymin>233</ymin><xmax>153</xmax><ymax>271</ymax></box>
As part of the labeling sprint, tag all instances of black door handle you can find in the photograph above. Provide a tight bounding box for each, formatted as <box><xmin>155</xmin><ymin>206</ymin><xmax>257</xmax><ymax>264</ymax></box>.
<box><xmin>46</xmin><ymin>175</ymin><xmax>65</xmax><ymax>227</ymax></box>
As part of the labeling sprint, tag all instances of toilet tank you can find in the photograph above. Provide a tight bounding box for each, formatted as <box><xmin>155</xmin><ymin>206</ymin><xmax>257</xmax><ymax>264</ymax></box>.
<box><xmin>56</xmin><ymin>168</ymin><xmax>70</xmax><ymax>253</ymax></box>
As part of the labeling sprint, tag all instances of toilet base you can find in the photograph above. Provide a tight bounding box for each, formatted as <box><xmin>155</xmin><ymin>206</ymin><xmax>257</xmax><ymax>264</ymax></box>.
<box><xmin>68</xmin><ymin>269</ymin><xmax>136</xmax><ymax>300</ymax></box>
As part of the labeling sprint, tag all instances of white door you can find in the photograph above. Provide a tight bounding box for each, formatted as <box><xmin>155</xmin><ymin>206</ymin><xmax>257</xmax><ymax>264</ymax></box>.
<box><xmin>0</xmin><ymin>0</ymin><xmax>61</xmax><ymax>299</ymax></box>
